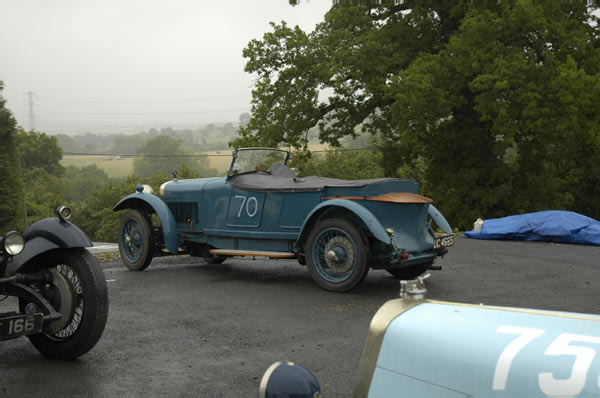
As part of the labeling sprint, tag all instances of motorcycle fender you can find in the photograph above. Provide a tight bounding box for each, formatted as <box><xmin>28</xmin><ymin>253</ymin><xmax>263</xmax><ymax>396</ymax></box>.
<box><xmin>7</xmin><ymin>218</ymin><xmax>92</xmax><ymax>276</ymax></box>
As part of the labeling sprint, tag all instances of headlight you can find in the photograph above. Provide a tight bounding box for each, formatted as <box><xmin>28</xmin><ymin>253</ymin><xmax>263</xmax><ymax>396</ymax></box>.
<box><xmin>142</xmin><ymin>184</ymin><xmax>154</xmax><ymax>195</ymax></box>
<box><xmin>55</xmin><ymin>205</ymin><xmax>72</xmax><ymax>221</ymax></box>
<box><xmin>135</xmin><ymin>184</ymin><xmax>155</xmax><ymax>195</ymax></box>
<box><xmin>159</xmin><ymin>181</ymin><xmax>172</xmax><ymax>197</ymax></box>
<box><xmin>3</xmin><ymin>231</ymin><xmax>25</xmax><ymax>256</ymax></box>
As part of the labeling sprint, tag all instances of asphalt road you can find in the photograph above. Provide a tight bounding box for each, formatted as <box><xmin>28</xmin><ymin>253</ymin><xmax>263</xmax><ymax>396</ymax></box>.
<box><xmin>1</xmin><ymin>237</ymin><xmax>599</xmax><ymax>397</ymax></box>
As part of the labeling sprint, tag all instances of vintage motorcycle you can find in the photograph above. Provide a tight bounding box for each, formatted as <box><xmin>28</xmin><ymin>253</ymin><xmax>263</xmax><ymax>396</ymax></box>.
<box><xmin>0</xmin><ymin>206</ymin><xmax>108</xmax><ymax>359</ymax></box>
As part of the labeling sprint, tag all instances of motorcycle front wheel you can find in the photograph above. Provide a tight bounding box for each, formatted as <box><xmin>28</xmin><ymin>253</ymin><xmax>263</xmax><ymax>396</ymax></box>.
<box><xmin>22</xmin><ymin>248</ymin><xmax>109</xmax><ymax>360</ymax></box>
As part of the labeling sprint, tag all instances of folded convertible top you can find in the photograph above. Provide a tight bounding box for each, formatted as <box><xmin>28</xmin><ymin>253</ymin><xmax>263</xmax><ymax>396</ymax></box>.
<box><xmin>230</xmin><ymin>172</ymin><xmax>397</xmax><ymax>193</ymax></box>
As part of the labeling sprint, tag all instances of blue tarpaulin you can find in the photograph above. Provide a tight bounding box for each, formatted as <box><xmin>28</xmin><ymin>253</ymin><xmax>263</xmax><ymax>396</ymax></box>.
<box><xmin>463</xmin><ymin>211</ymin><xmax>600</xmax><ymax>246</ymax></box>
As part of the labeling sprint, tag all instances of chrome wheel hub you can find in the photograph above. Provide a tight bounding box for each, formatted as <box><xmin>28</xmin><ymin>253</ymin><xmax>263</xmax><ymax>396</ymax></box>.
<box><xmin>324</xmin><ymin>237</ymin><xmax>354</xmax><ymax>274</ymax></box>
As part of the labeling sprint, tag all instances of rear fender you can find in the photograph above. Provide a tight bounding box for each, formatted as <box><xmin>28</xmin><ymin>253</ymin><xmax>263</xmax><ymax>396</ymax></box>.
<box><xmin>7</xmin><ymin>218</ymin><xmax>92</xmax><ymax>276</ymax></box>
<box><xmin>297</xmin><ymin>199</ymin><xmax>390</xmax><ymax>247</ymax></box>
<box><xmin>113</xmin><ymin>192</ymin><xmax>178</xmax><ymax>254</ymax></box>
<box><xmin>428</xmin><ymin>204</ymin><xmax>453</xmax><ymax>234</ymax></box>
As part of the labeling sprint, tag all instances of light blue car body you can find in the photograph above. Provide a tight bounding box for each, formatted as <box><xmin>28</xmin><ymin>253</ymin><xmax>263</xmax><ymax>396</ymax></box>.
<box><xmin>363</xmin><ymin>300</ymin><xmax>600</xmax><ymax>397</ymax></box>
<box><xmin>258</xmin><ymin>296</ymin><xmax>600</xmax><ymax>397</ymax></box>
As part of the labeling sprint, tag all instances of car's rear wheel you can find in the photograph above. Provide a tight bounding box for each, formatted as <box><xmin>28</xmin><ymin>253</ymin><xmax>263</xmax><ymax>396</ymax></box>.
<box><xmin>119</xmin><ymin>209</ymin><xmax>153</xmax><ymax>271</ymax></box>
<box><xmin>306</xmin><ymin>219</ymin><xmax>368</xmax><ymax>292</ymax></box>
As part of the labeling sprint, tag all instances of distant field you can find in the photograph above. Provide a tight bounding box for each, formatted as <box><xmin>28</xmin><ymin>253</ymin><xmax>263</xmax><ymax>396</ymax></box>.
<box><xmin>306</xmin><ymin>142</ymin><xmax>330</xmax><ymax>151</ymax></box>
<box><xmin>61</xmin><ymin>155</ymin><xmax>135</xmax><ymax>178</ymax></box>
<box><xmin>205</xmin><ymin>150</ymin><xmax>233</xmax><ymax>174</ymax></box>
<box><xmin>61</xmin><ymin>144</ymin><xmax>332</xmax><ymax>179</ymax></box>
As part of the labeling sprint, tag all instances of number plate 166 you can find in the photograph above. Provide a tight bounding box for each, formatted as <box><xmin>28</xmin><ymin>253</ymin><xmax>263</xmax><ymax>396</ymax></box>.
<box><xmin>0</xmin><ymin>313</ymin><xmax>43</xmax><ymax>340</ymax></box>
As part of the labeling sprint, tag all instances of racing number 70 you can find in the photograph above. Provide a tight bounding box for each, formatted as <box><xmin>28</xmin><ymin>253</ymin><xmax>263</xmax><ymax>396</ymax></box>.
<box><xmin>235</xmin><ymin>195</ymin><xmax>258</xmax><ymax>218</ymax></box>
<box><xmin>492</xmin><ymin>325</ymin><xmax>600</xmax><ymax>395</ymax></box>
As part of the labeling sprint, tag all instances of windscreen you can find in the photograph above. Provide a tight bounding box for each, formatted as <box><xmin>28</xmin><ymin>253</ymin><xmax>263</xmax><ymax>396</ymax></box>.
<box><xmin>232</xmin><ymin>149</ymin><xmax>288</xmax><ymax>174</ymax></box>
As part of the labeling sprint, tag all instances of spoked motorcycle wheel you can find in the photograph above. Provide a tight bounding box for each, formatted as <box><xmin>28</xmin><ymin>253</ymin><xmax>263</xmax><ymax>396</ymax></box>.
<box><xmin>21</xmin><ymin>249</ymin><xmax>108</xmax><ymax>360</ymax></box>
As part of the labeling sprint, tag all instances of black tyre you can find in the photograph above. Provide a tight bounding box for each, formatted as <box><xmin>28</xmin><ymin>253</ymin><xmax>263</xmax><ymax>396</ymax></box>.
<box><xmin>306</xmin><ymin>219</ymin><xmax>369</xmax><ymax>292</ymax></box>
<box><xmin>25</xmin><ymin>249</ymin><xmax>109</xmax><ymax>360</ymax></box>
<box><xmin>386</xmin><ymin>264</ymin><xmax>430</xmax><ymax>280</ymax></box>
<box><xmin>119</xmin><ymin>209</ymin><xmax>153</xmax><ymax>271</ymax></box>
<box><xmin>201</xmin><ymin>254</ymin><xmax>227</xmax><ymax>265</ymax></box>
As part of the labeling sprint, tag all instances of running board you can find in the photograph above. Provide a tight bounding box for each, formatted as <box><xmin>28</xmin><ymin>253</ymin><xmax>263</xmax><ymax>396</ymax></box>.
<box><xmin>209</xmin><ymin>249</ymin><xmax>296</xmax><ymax>259</ymax></box>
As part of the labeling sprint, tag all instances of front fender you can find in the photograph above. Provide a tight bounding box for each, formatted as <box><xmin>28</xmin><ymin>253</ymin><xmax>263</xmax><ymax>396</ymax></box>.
<box><xmin>297</xmin><ymin>199</ymin><xmax>391</xmax><ymax>246</ymax></box>
<box><xmin>113</xmin><ymin>192</ymin><xmax>178</xmax><ymax>254</ymax></box>
<box><xmin>7</xmin><ymin>218</ymin><xmax>92</xmax><ymax>276</ymax></box>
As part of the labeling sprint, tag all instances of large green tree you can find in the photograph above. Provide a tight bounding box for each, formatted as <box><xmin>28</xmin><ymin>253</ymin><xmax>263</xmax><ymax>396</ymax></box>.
<box><xmin>388</xmin><ymin>2</ymin><xmax>600</xmax><ymax>226</ymax></box>
<box><xmin>235</xmin><ymin>1</ymin><xmax>600</xmax><ymax>228</ymax></box>
<box><xmin>16</xmin><ymin>128</ymin><xmax>67</xmax><ymax>225</ymax></box>
<box><xmin>0</xmin><ymin>81</ymin><xmax>24</xmax><ymax>233</ymax></box>
<box><xmin>16</xmin><ymin>128</ymin><xmax>64</xmax><ymax>176</ymax></box>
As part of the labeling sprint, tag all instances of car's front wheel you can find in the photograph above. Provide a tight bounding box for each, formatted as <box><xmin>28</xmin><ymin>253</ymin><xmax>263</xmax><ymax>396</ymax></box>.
<box><xmin>306</xmin><ymin>219</ymin><xmax>369</xmax><ymax>292</ymax></box>
<box><xmin>118</xmin><ymin>209</ymin><xmax>154</xmax><ymax>271</ymax></box>
<box><xmin>23</xmin><ymin>249</ymin><xmax>108</xmax><ymax>360</ymax></box>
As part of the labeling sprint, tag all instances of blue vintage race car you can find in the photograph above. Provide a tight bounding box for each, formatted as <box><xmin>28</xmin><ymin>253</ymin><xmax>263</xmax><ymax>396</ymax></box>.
<box><xmin>113</xmin><ymin>148</ymin><xmax>454</xmax><ymax>292</ymax></box>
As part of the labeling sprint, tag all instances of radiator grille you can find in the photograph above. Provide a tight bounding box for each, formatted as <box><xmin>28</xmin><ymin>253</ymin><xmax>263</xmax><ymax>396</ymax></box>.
<box><xmin>167</xmin><ymin>202</ymin><xmax>199</xmax><ymax>224</ymax></box>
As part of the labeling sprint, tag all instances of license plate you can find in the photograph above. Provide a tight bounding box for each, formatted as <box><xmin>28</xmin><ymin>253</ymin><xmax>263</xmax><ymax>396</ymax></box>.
<box><xmin>0</xmin><ymin>312</ymin><xmax>43</xmax><ymax>340</ymax></box>
<box><xmin>434</xmin><ymin>234</ymin><xmax>454</xmax><ymax>249</ymax></box>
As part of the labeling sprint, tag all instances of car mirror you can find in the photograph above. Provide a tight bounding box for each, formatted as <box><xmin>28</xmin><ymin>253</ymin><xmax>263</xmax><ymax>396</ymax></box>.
<box><xmin>227</xmin><ymin>164</ymin><xmax>241</xmax><ymax>177</ymax></box>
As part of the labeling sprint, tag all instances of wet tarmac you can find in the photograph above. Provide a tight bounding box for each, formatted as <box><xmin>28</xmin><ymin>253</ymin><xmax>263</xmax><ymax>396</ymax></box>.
<box><xmin>1</xmin><ymin>237</ymin><xmax>599</xmax><ymax>397</ymax></box>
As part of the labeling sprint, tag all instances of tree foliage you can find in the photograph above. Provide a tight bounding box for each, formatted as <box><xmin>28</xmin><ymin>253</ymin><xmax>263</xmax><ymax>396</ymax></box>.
<box><xmin>72</xmin><ymin>173</ymin><xmax>171</xmax><ymax>242</ymax></box>
<box><xmin>236</xmin><ymin>1</ymin><xmax>600</xmax><ymax>228</ymax></box>
<box><xmin>0</xmin><ymin>81</ymin><xmax>24</xmax><ymax>233</ymax></box>
<box><xmin>16</xmin><ymin>128</ymin><xmax>65</xmax><ymax>176</ymax></box>
<box><xmin>15</xmin><ymin>129</ymin><xmax>67</xmax><ymax>225</ymax></box>
<box><xmin>293</xmin><ymin>149</ymin><xmax>383</xmax><ymax>180</ymax></box>
<box><xmin>63</xmin><ymin>164</ymin><xmax>109</xmax><ymax>203</ymax></box>
<box><xmin>133</xmin><ymin>134</ymin><xmax>216</xmax><ymax>178</ymax></box>
<box><xmin>72</xmin><ymin>177</ymin><xmax>139</xmax><ymax>243</ymax></box>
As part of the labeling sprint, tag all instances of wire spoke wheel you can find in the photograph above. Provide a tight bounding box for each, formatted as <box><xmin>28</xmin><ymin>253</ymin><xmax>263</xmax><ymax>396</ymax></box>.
<box><xmin>118</xmin><ymin>209</ymin><xmax>154</xmax><ymax>271</ymax></box>
<box><xmin>306</xmin><ymin>219</ymin><xmax>369</xmax><ymax>292</ymax></box>
<box><xmin>122</xmin><ymin>218</ymin><xmax>143</xmax><ymax>262</ymax></box>
<box><xmin>24</xmin><ymin>249</ymin><xmax>109</xmax><ymax>360</ymax></box>
<box><xmin>313</xmin><ymin>229</ymin><xmax>357</xmax><ymax>282</ymax></box>
<box><xmin>47</xmin><ymin>263</ymin><xmax>84</xmax><ymax>339</ymax></box>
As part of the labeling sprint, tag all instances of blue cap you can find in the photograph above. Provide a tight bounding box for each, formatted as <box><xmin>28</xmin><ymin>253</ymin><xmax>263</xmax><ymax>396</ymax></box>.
<box><xmin>259</xmin><ymin>361</ymin><xmax>321</xmax><ymax>398</ymax></box>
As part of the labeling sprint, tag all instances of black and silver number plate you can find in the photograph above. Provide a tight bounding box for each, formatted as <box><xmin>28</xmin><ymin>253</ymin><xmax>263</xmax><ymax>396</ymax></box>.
<box><xmin>0</xmin><ymin>312</ymin><xmax>43</xmax><ymax>340</ymax></box>
<box><xmin>434</xmin><ymin>233</ymin><xmax>454</xmax><ymax>249</ymax></box>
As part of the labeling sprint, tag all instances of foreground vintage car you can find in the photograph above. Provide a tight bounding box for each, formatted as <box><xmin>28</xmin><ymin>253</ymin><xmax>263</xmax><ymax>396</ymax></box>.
<box><xmin>260</xmin><ymin>276</ymin><xmax>600</xmax><ymax>397</ymax></box>
<box><xmin>113</xmin><ymin>148</ymin><xmax>454</xmax><ymax>292</ymax></box>
<box><xmin>0</xmin><ymin>207</ymin><xmax>108</xmax><ymax>359</ymax></box>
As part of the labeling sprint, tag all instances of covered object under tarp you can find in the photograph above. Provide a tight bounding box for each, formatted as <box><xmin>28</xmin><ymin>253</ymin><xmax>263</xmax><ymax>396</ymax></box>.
<box><xmin>463</xmin><ymin>211</ymin><xmax>600</xmax><ymax>246</ymax></box>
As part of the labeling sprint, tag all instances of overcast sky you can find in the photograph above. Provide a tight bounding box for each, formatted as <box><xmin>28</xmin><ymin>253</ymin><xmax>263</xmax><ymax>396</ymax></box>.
<box><xmin>0</xmin><ymin>0</ymin><xmax>331</xmax><ymax>135</ymax></box>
